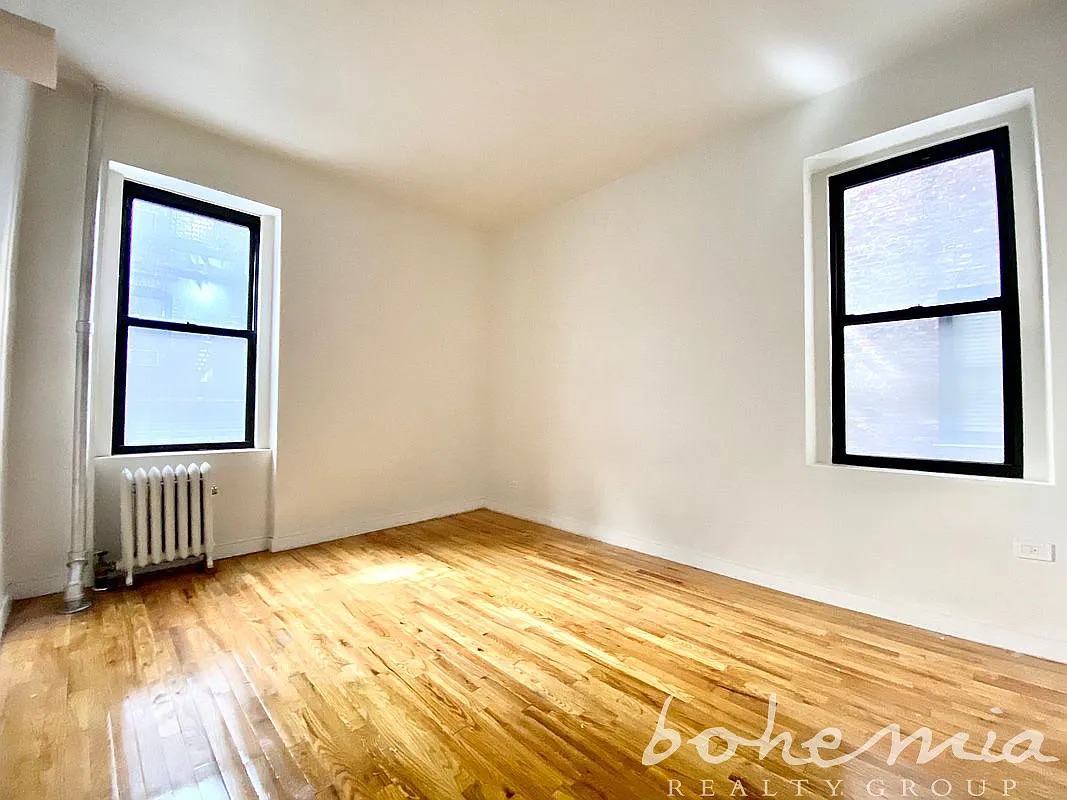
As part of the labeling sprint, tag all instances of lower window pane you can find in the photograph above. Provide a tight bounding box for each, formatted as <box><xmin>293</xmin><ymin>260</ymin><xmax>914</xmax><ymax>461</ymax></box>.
<box><xmin>123</xmin><ymin>327</ymin><xmax>249</xmax><ymax>447</ymax></box>
<box><xmin>843</xmin><ymin>312</ymin><xmax>1004</xmax><ymax>463</ymax></box>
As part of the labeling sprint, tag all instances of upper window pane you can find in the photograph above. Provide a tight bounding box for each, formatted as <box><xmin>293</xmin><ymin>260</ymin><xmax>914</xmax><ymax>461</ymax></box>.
<box><xmin>128</xmin><ymin>199</ymin><xmax>252</xmax><ymax>329</ymax></box>
<box><xmin>843</xmin><ymin>150</ymin><xmax>1001</xmax><ymax>315</ymax></box>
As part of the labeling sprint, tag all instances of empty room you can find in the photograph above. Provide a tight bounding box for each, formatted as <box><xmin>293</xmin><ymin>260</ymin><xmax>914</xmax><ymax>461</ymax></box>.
<box><xmin>0</xmin><ymin>1</ymin><xmax>1065</xmax><ymax>798</ymax></box>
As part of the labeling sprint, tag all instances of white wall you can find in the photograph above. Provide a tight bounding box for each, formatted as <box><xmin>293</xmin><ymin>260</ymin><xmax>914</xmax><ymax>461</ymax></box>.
<box><xmin>0</xmin><ymin>70</ymin><xmax>31</xmax><ymax>626</ymax></box>
<box><xmin>5</xmin><ymin>83</ymin><xmax>490</xmax><ymax>598</ymax></box>
<box><xmin>489</xmin><ymin>3</ymin><xmax>1067</xmax><ymax>662</ymax></box>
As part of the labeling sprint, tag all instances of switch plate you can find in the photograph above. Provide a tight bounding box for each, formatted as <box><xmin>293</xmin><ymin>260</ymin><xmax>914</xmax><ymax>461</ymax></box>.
<box><xmin>1014</xmin><ymin>541</ymin><xmax>1056</xmax><ymax>562</ymax></box>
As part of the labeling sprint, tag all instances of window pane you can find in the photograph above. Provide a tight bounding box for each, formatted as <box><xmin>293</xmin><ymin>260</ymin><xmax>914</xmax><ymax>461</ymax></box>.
<box><xmin>843</xmin><ymin>151</ymin><xmax>1001</xmax><ymax>315</ymax></box>
<box><xmin>128</xmin><ymin>199</ymin><xmax>252</xmax><ymax>329</ymax></box>
<box><xmin>123</xmin><ymin>327</ymin><xmax>249</xmax><ymax>447</ymax></box>
<box><xmin>843</xmin><ymin>312</ymin><xmax>1004</xmax><ymax>463</ymax></box>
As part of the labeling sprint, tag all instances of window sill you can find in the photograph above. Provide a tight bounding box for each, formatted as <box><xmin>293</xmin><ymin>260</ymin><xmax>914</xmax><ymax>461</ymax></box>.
<box><xmin>94</xmin><ymin>448</ymin><xmax>272</xmax><ymax>463</ymax></box>
<box><xmin>806</xmin><ymin>459</ymin><xmax>1053</xmax><ymax>486</ymax></box>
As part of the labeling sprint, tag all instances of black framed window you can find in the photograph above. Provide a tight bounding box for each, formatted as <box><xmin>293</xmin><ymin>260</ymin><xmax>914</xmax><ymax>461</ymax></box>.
<box><xmin>112</xmin><ymin>181</ymin><xmax>260</xmax><ymax>454</ymax></box>
<box><xmin>828</xmin><ymin>127</ymin><xmax>1023</xmax><ymax>478</ymax></box>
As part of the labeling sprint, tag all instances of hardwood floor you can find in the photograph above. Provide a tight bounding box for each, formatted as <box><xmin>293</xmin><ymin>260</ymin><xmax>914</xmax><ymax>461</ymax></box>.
<box><xmin>1</xmin><ymin>509</ymin><xmax>1064</xmax><ymax>799</ymax></box>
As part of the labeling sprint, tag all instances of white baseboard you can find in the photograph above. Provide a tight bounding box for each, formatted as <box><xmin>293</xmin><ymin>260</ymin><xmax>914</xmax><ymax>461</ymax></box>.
<box><xmin>270</xmin><ymin>497</ymin><xmax>489</xmax><ymax>552</ymax></box>
<box><xmin>214</xmin><ymin>536</ymin><xmax>270</xmax><ymax>560</ymax></box>
<box><xmin>487</xmin><ymin>500</ymin><xmax>1067</xmax><ymax>665</ymax></box>
<box><xmin>8</xmin><ymin>539</ymin><xmax>266</xmax><ymax>600</ymax></box>
<box><xmin>0</xmin><ymin>593</ymin><xmax>10</xmax><ymax>639</ymax></box>
<box><xmin>9</xmin><ymin>573</ymin><xmax>66</xmax><ymax>601</ymax></box>
<box><xmin>5</xmin><ymin>500</ymin><xmax>487</xmax><ymax>600</ymax></box>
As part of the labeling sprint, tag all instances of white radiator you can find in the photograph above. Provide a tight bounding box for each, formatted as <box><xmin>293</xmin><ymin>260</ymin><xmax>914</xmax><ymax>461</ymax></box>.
<box><xmin>118</xmin><ymin>462</ymin><xmax>216</xmax><ymax>586</ymax></box>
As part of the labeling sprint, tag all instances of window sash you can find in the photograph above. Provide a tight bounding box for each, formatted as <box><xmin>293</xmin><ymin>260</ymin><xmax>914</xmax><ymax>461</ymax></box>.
<box><xmin>827</xmin><ymin>127</ymin><xmax>1023</xmax><ymax>478</ymax></box>
<box><xmin>112</xmin><ymin>181</ymin><xmax>260</xmax><ymax>454</ymax></box>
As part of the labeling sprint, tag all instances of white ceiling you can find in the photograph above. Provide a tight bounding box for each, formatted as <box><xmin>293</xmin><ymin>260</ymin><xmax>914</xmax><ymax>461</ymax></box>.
<box><xmin>3</xmin><ymin>0</ymin><xmax>1031</xmax><ymax>228</ymax></box>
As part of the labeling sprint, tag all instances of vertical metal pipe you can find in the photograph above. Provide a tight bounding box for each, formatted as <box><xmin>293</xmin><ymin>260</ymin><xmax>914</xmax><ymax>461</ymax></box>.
<box><xmin>62</xmin><ymin>83</ymin><xmax>108</xmax><ymax>614</ymax></box>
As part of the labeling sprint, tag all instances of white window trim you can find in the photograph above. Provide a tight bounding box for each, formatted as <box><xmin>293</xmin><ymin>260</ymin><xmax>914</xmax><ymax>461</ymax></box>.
<box><xmin>89</xmin><ymin>162</ymin><xmax>282</xmax><ymax>458</ymax></box>
<box><xmin>803</xmin><ymin>89</ymin><xmax>1054</xmax><ymax>484</ymax></box>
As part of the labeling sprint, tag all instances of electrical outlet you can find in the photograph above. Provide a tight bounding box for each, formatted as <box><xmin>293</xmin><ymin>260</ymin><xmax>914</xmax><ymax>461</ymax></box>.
<box><xmin>1014</xmin><ymin>541</ymin><xmax>1056</xmax><ymax>562</ymax></box>
<box><xmin>508</xmin><ymin>480</ymin><xmax>520</xmax><ymax>490</ymax></box>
